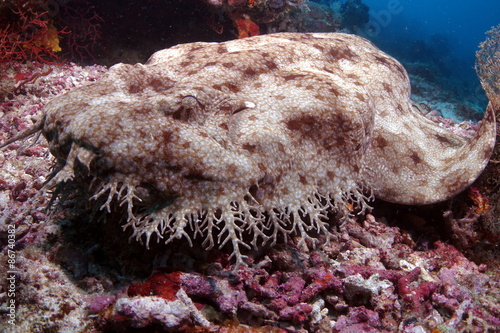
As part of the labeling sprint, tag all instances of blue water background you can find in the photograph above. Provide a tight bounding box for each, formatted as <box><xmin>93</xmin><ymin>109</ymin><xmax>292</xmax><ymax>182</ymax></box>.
<box><xmin>349</xmin><ymin>0</ymin><xmax>499</xmax><ymax>115</ymax></box>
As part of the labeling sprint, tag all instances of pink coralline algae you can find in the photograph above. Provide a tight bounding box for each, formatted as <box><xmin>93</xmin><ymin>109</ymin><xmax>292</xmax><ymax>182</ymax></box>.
<box><xmin>2</xmin><ymin>190</ymin><xmax>500</xmax><ymax>331</ymax></box>
<box><xmin>334</xmin><ymin>307</ymin><xmax>382</xmax><ymax>333</ymax></box>
<box><xmin>87</xmin><ymin>295</ymin><xmax>116</xmax><ymax>314</ymax></box>
<box><xmin>88</xmin><ymin>215</ymin><xmax>499</xmax><ymax>332</ymax></box>
<box><xmin>398</xmin><ymin>267</ymin><xmax>437</xmax><ymax>316</ymax></box>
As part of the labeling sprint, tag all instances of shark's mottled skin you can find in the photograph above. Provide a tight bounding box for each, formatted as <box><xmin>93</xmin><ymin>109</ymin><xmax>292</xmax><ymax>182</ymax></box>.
<box><xmin>29</xmin><ymin>33</ymin><xmax>496</xmax><ymax>266</ymax></box>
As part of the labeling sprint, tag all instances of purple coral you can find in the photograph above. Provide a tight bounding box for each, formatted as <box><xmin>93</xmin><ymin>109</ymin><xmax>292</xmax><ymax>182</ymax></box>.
<box><xmin>87</xmin><ymin>295</ymin><xmax>116</xmax><ymax>314</ymax></box>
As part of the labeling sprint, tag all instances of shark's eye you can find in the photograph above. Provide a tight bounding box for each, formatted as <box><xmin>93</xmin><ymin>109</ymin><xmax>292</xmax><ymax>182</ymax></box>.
<box><xmin>181</xmin><ymin>95</ymin><xmax>199</xmax><ymax>109</ymax></box>
<box><xmin>172</xmin><ymin>95</ymin><xmax>204</xmax><ymax>124</ymax></box>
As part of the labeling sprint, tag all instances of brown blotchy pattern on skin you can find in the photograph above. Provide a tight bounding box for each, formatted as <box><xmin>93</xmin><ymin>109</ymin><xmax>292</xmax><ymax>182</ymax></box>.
<box><xmin>32</xmin><ymin>33</ymin><xmax>496</xmax><ymax>267</ymax></box>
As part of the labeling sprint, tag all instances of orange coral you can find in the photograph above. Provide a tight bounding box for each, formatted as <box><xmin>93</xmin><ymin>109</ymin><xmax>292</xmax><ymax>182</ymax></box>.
<box><xmin>233</xmin><ymin>14</ymin><xmax>260</xmax><ymax>39</ymax></box>
<box><xmin>27</xmin><ymin>23</ymin><xmax>62</xmax><ymax>53</ymax></box>
<box><xmin>468</xmin><ymin>186</ymin><xmax>490</xmax><ymax>214</ymax></box>
<box><xmin>0</xmin><ymin>6</ymin><xmax>66</xmax><ymax>64</ymax></box>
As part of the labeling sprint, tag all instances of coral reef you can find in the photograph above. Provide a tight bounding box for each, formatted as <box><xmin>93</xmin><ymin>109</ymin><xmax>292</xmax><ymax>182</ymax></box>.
<box><xmin>0</xmin><ymin>0</ymin><xmax>103</xmax><ymax>64</ymax></box>
<box><xmin>217</xmin><ymin>0</ymin><xmax>369</xmax><ymax>36</ymax></box>
<box><xmin>200</xmin><ymin>0</ymin><xmax>342</xmax><ymax>38</ymax></box>
<box><xmin>5</xmin><ymin>206</ymin><xmax>500</xmax><ymax>331</ymax></box>
<box><xmin>0</xmin><ymin>57</ymin><xmax>499</xmax><ymax>332</ymax></box>
<box><xmin>0</xmin><ymin>8</ymin><xmax>499</xmax><ymax>333</ymax></box>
